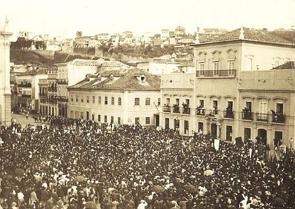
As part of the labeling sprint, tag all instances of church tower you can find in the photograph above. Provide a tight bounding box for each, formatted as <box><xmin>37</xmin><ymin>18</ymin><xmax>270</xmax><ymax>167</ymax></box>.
<box><xmin>0</xmin><ymin>17</ymin><xmax>12</xmax><ymax>125</ymax></box>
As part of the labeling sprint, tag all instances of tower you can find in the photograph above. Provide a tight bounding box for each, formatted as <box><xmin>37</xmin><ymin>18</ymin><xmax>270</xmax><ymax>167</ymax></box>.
<box><xmin>0</xmin><ymin>17</ymin><xmax>12</xmax><ymax>125</ymax></box>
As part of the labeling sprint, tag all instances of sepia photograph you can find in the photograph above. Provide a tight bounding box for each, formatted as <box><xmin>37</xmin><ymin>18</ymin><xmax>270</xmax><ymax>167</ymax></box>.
<box><xmin>0</xmin><ymin>0</ymin><xmax>295</xmax><ymax>208</ymax></box>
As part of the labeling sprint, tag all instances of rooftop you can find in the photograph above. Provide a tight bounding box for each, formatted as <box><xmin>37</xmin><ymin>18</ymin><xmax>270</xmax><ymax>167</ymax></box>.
<box><xmin>194</xmin><ymin>27</ymin><xmax>295</xmax><ymax>46</ymax></box>
<box><xmin>68</xmin><ymin>69</ymin><xmax>160</xmax><ymax>91</ymax></box>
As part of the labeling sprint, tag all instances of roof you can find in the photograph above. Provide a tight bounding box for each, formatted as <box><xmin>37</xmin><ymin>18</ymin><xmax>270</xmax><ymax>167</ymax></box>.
<box><xmin>194</xmin><ymin>27</ymin><xmax>295</xmax><ymax>46</ymax></box>
<box><xmin>68</xmin><ymin>69</ymin><xmax>160</xmax><ymax>91</ymax></box>
<box><xmin>273</xmin><ymin>61</ymin><xmax>295</xmax><ymax>70</ymax></box>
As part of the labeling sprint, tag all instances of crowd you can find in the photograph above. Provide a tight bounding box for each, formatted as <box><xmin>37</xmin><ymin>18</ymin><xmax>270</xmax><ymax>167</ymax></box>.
<box><xmin>0</xmin><ymin>118</ymin><xmax>294</xmax><ymax>209</ymax></box>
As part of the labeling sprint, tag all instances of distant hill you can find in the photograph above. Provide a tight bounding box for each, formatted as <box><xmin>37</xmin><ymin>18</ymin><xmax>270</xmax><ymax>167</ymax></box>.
<box><xmin>11</xmin><ymin>49</ymin><xmax>54</xmax><ymax>65</ymax></box>
<box><xmin>10</xmin><ymin>49</ymin><xmax>96</xmax><ymax>65</ymax></box>
<box><xmin>270</xmin><ymin>30</ymin><xmax>295</xmax><ymax>44</ymax></box>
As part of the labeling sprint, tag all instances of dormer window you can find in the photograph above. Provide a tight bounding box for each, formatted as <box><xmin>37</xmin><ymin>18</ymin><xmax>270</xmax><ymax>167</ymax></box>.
<box><xmin>140</xmin><ymin>75</ymin><xmax>146</xmax><ymax>82</ymax></box>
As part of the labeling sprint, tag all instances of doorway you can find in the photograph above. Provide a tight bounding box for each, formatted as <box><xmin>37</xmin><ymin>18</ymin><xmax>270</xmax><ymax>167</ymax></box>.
<box><xmin>257</xmin><ymin>129</ymin><xmax>267</xmax><ymax>145</ymax></box>
<box><xmin>165</xmin><ymin>118</ymin><xmax>169</xmax><ymax>129</ymax></box>
<box><xmin>211</xmin><ymin>123</ymin><xmax>217</xmax><ymax>138</ymax></box>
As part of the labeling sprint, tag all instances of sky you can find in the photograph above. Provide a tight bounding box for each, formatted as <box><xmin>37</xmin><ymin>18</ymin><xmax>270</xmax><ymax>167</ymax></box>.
<box><xmin>1</xmin><ymin>0</ymin><xmax>295</xmax><ymax>39</ymax></box>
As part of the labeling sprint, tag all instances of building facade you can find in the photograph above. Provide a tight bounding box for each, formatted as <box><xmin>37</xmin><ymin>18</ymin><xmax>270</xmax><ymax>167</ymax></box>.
<box><xmin>68</xmin><ymin>70</ymin><xmax>161</xmax><ymax>126</ymax></box>
<box><xmin>161</xmin><ymin>73</ymin><xmax>195</xmax><ymax>135</ymax></box>
<box><xmin>160</xmin><ymin>27</ymin><xmax>295</xmax><ymax>148</ymax></box>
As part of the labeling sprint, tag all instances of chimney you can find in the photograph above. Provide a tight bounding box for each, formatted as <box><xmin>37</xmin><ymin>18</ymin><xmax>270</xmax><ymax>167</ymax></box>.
<box><xmin>194</xmin><ymin>33</ymin><xmax>200</xmax><ymax>44</ymax></box>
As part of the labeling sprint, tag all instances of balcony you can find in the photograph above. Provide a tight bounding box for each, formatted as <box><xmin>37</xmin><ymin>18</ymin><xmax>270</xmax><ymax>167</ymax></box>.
<box><xmin>182</xmin><ymin>107</ymin><xmax>191</xmax><ymax>115</ymax></box>
<box><xmin>57</xmin><ymin>96</ymin><xmax>68</xmax><ymax>102</ymax></box>
<box><xmin>256</xmin><ymin>113</ymin><xmax>269</xmax><ymax>122</ymax></box>
<box><xmin>57</xmin><ymin>79</ymin><xmax>68</xmax><ymax>85</ymax></box>
<box><xmin>272</xmin><ymin>113</ymin><xmax>285</xmax><ymax>123</ymax></box>
<box><xmin>241</xmin><ymin>111</ymin><xmax>253</xmax><ymax>120</ymax></box>
<box><xmin>211</xmin><ymin>109</ymin><xmax>219</xmax><ymax>115</ymax></box>
<box><xmin>163</xmin><ymin>105</ymin><xmax>171</xmax><ymax>113</ymax></box>
<box><xmin>48</xmin><ymin>87</ymin><xmax>57</xmax><ymax>92</ymax></box>
<box><xmin>18</xmin><ymin>83</ymin><xmax>32</xmax><ymax>88</ymax></box>
<box><xmin>224</xmin><ymin>110</ymin><xmax>234</xmax><ymax>119</ymax></box>
<box><xmin>173</xmin><ymin>105</ymin><xmax>180</xmax><ymax>113</ymax></box>
<box><xmin>196</xmin><ymin>69</ymin><xmax>236</xmax><ymax>78</ymax></box>
<box><xmin>196</xmin><ymin>107</ymin><xmax>205</xmax><ymax>115</ymax></box>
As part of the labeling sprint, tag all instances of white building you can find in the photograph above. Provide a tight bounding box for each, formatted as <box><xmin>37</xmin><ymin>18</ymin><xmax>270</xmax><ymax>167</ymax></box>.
<box><xmin>68</xmin><ymin>69</ymin><xmax>161</xmax><ymax>126</ymax></box>
<box><xmin>0</xmin><ymin>18</ymin><xmax>12</xmax><ymax>125</ymax></box>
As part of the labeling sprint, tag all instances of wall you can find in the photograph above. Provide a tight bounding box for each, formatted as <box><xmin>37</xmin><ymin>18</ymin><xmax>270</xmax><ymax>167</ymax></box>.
<box><xmin>241</xmin><ymin>42</ymin><xmax>295</xmax><ymax>71</ymax></box>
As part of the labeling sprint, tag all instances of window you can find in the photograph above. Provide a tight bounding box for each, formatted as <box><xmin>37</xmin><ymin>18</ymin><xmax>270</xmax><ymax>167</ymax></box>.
<box><xmin>111</xmin><ymin>97</ymin><xmax>115</xmax><ymax>105</ymax></box>
<box><xmin>246</xmin><ymin>101</ymin><xmax>252</xmax><ymax>112</ymax></box>
<box><xmin>199</xmin><ymin>62</ymin><xmax>205</xmax><ymax>75</ymax></box>
<box><xmin>92</xmin><ymin>96</ymin><xmax>95</xmax><ymax>103</ymax></box>
<box><xmin>274</xmin><ymin>131</ymin><xmax>283</xmax><ymax>147</ymax></box>
<box><xmin>146</xmin><ymin>117</ymin><xmax>151</xmax><ymax>125</ymax></box>
<box><xmin>199</xmin><ymin>99</ymin><xmax>204</xmax><ymax>107</ymax></box>
<box><xmin>226</xmin><ymin>126</ymin><xmax>233</xmax><ymax>141</ymax></box>
<box><xmin>104</xmin><ymin>115</ymin><xmax>107</xmax><ymax>123</ymax></box>
<box><xmin>135</xmin><ymin>117</ymin><xmax>140</xmax><ymax>124</ymax></box>
<box><xmin>80</xmin><ymin>112</ymin><xmax>84</xmax><ymax>119</ymax></box>
<box><xmin>244</xmin><ymin>128</ymin><xmax>251</xmax><ymax>141</ymax></box>
<box><xmin>213</xmin><ymin>100</ymin><xmax>218</xmax><ymax>114</ymax></box>
<box><xmin>92</xmin><ymin>114</ymin><xmax>95</xmax><ymax>121</ymax></box>
<box><xmin>174</xmin><ymin>119</ymin><xmax>180</xmax><ymax>130</ymax></box>
<box><xmin>71</xmin><ymin>96</ymin><xmax>73</xmax><ymax>102</ymax></box>
<box><xmin>158</xmin><ymin>98</ymin><xmax>161</xmax><ymax>106</ymax></box>
<box><xmin>213</xmin><ymin>61</ymin><xmax>219</xmax><ymax>74</ymax></box>
<box><xmin>118</xmin><ymin>97</ymin><xmax>122</xmax><ymax>105</ymax></box>
<box><xmin>227</xmin><ymin>101</ymin><xmax>233</xmax><ymax>110</ymax></box>
<box><xmin>199</xmin><ymin>62</ymin><xmax>205</xmax><ymax>71</ymax></box>
<box><xmin>166</xmin><ymin>98</ymin><xmax>170</xmax><ymax>105</ymax></box>
<box><xmin>276</xmin><ymin>103</ymin><xmax>284</xmax><ymax>114</ymax></box>
<box><xmin>185</xmin><ymin>99</ymin><xmax>190</xmax><ymax>105</ymax></box>
<box><xmin>228</xmin><ymin>60</ymin><xmax>235</xmax><ymax>70</ymax></box>
<box><xmin>165</xmin><ymin>118</ymin><xmax>169</xmax><ymax>129</ymax></box>
<box><xmin>105</xmin><ymin>96</ymin><xmax>108</xmax><ymax>105</ymax></box>
<box><xmin>145</xmin><ymin>98</ymin><xmax>151</xmax><ymax>106</ymax></box>
<box><xmin>98</xmin><ymin>114</ymin><xmax>101</xmax><ymax>122</ymax></box>
<box><xmin>81</xmin><ymin>97</ymin><xmax>84</xmax><ymax>103</ymax></box>
<box><xmin>98</xmin><ymin>96</ymin><xmax>101</xmax><ymax>104</ymax></box>
<box><xmin>176</xmin><ymin>98</ymin><xmax>179</xmax><ymax>105</ymax></box>
<box><xmin>134</xmin><ymin>98</ymin><xmax>140</xmax><ymax>106</ymax></box>
<box><xmin>76</xmin><ymin>96</ymin><xmax>79</xmax><ymax>102</ymax></box>
<box><xmin>246</xmin><ymin>58</ymin><xmax>253</xmax><ymax>71</ymax></box>
<box><xmin>198</xmin><ymin>122</ymin><xmax>203</xmax><ymax>132</ymax></box>
<box><xmin>213</xmin><ymin>100</ymin><xmax>218</xmax><ymax>109</ymax></box>
<box><xmin>111</xmin><ymin>116</ymin><xmax>114</xmax><ymax>124</ymax></box>
<box><xmin>118</xmin><ymin>117</ymin><xmax>121</xmax><ymax>124</ymax></box>
<box><xmin>87</xmin><ymin>96</ymin><xmax>89</xmax><ymax>103</ymax></box>
<box><xmin>184</xmin><ymin>120</ymin><xmax>189</xmax><ymax>135</ymax></box>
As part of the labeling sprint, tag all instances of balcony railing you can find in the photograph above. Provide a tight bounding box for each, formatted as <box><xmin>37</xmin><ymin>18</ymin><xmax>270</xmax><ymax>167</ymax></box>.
<box><xmin>196</xmin><ymin>107</ymin><xmax>205</xmax><ymax>115</ymax></box>
<box><xmin>18</xmin><ymin>83</ymin><xmax>32</xmax><ymax>88</ymax></box>
<box><xmin>57</xmin><ymin>79</ymin><xmax>68</xmax><ymax>85</ymax></box>
<box><xmin>272</xmin><ymin>113</ymin><xmax>285</xmax><ymax>123</ymax></box>
<box><xmin>163</xmin><ymin>105</ymin><xmax>171</xmax><ymax>113</ymax></box>
<box><xmin>210</xmin><ymin>109</ymin><xmax>219</xmax><ymax>115</ymax></box>
<box><xmin>224</xmin><ymin>110</ymin><xmax>234</xmax><ymax>119</ymax></box>
<box><xmin>241</xmin><ymin>111</ymin><xmax>253</xmax><ymax>120</ymax></box>
<box><xmin>256</xmin><ymin>113</ymin><xmax>269</xmax><ymax>122</ymax></box>
<box><xmin>196</xmin><ymin>69</ymin><xmax>236</xmax><ymax>77</ymax></box>
<box><xmin>48</xmin><ymin>87</ymin><xmax>57</xmax><ymax>92</ymax></box>
<box><xmin>173</xmin><ymin>105</ymin><xmax>180</xmax><ymax>113</ymax></box>
<box><xmin>182</xmin><ymin>107</ymin><xmax>191</xmax><ymax>114</ymax></box>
